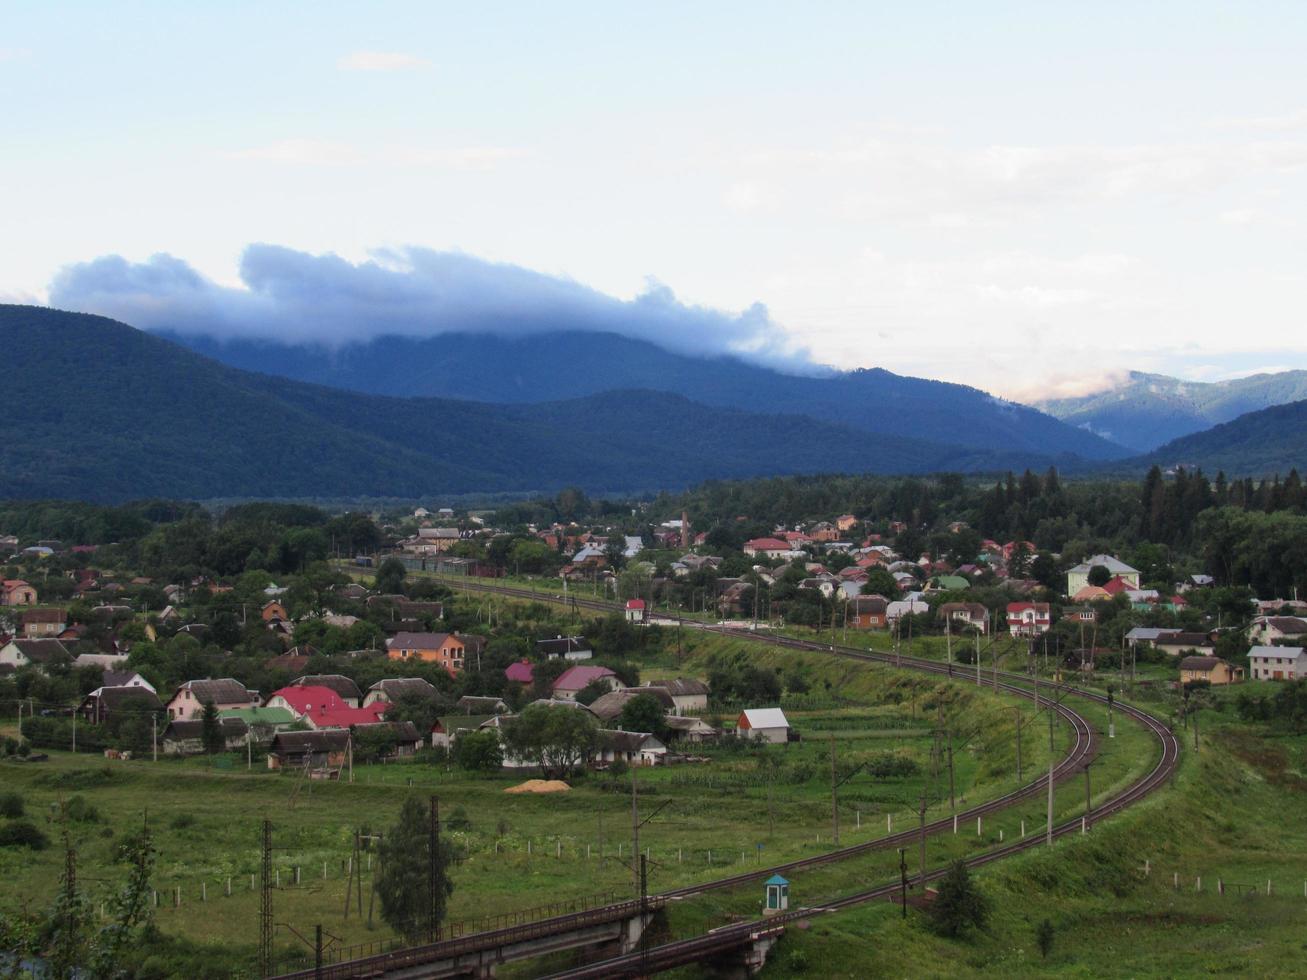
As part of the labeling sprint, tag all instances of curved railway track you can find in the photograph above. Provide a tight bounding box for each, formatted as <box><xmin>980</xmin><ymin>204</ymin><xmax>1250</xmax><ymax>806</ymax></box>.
<box><xmin>315</xmin><ymin>575</ymin><xmax>1180</xmax><ymax>979</ymax></box>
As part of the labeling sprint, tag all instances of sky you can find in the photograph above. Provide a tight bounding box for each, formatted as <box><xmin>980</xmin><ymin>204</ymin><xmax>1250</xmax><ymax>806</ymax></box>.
<box><xmin>5</xmin><ymin>2</ymin><xmax>1307</xmax><ymax>400</ymax></box>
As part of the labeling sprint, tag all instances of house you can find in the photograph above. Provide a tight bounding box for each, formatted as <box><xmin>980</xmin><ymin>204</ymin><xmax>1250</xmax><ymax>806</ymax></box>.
<box><xmin>1153</xmin><ymin>632</ymin><xmax>1216</xmax><ymax>657</ymax></box>
<box><xmin>552</xmin><ymin>665</ymin><xmax>623</xmax><ymax>701</ymax></box>
<box><xmin>261</xmin><ymin>601</ymin><xmax>289</xmax><ymax>623</ymax></box>
<box><xmin>587</xmin><ymin>687</ymin><xmax>676</xmax><ymax>723</ymax></box>
<box><xmin>1005</xmin><ymin>602</ymin><xmax>1051</xmax><ymax>638</ymax></box>
<box><xmin>385</xmin><ymin>631</ymin><xmax>466</xmax><ymax>674</ymax></box>
<box><xmin>645</xmin><ymin>678</ymin><xmax>710</xmax><ymax>714</ymax></box>
<box><xmin>929</xmin><ymin>575</ymin><xmax>971</xmax><ymax>592</ymax></box>
<box><xmin>1064</xmin><ymin>605</ymin><xmax>1099</xmax><ymax>625</ymax></box>
<box><xmin>536</xmin><ymin>635</ymin><xmax>594</xmax><ymax>661</ymax></box>
<box><xmin>455</xmin><ymin>695</ymin><xmax>508</xmax><ymax>715</ymax></box>
<box><xmin>596</xmin><ymin>730</ymin><xmax>667</xmax><ymax>767</ymax></box>
<box><xmin>0</xmin><ymin>638</ymin><xmax>73</xmax><ymax>671</ymax></box>
<box><xmin>836</xmin><ymin>514</ymin><xmax>859</xmax><ymax>532</ymax></box>
<box><xmin>1</xmin><ymin>580</ymin><xmax>37</xmax><ymax>606</ymax></box>
<box><xmin>737</xmin><ymin>708</ymin><xmax>791</xmax><ymax>745</ymax></box>
<box><xmin>352</xmin><ymin>720</ymin><xmax>423</xmax><ymax>758</ymax></box>
<box><xmin>101</xmin><ymin>669</ymin><xmax>154</xmax><ymax>692</ymax></box>
<box><xmin>743</xmin><ymin>538</ymin><xmax>797</xmax><ymax>559</ymax></box>
<box><xmin>162</xmin><ymin>717</ymin><xmax>250</xmax><ymax>755</ymax></box>
<box><xmin>504</xmin><ymin>659</ymin><xmax>535</xmax><ymax>685</ymax></box>
<box><xmin>662</xmin><ymin>715</ymin><xmax>719</xmax><ymax>743</ymax></box>
<box><xmin>1179</xmin><ymin>656</ymin><xmax>1244</xmax><ymax>686</ymax></box>
<box><xmin>1248</xmin><ymin>646</ymin><xmax>1307</xmax><ymax>681</ymax></box>
<box><xmin>21</xmin><ymin>608</ymin><xmax>67</xmax><ymax>638</ymax></box>
<box><xmin>268</xmin><ymin>685</ymin><xmax>388</xmax><ymax>729</ymax></box>
<box><xmin>166</xmin><ymin>679</ymin><xmax>257</xmax><ymax>720</ymax></box>
<box><xmin>1066</xmin><ymin>555</ymin><xmax>1140</xmax><ymax>596</ymax></box>
<box><xmin>431</xmin><ymin>714</ymin><xmax>497</xmax><ymax>748</ymax></box>
<box><xmin>267</xmin><ymin>730</ymin><xmax>350</xmax><ymax>772</ymax></box>
<box><xmin>218</xmin><ymin>706</ymin><xmax>298</xmax><ymax>738</ymax></box>
<box><xmin>1071</xmin><ymin>585</ymin><xmax>1113</xmax><ymax>604</ymax></box>
<box><xmin>625</xmin><ymin>599</ymin><xmax>647</xmax><ymax>623</ymax></box>
<box><xmin>1249</xmin><ymin>616</ymin><xmax>1307</xmax><ymax>645</ymax></box>
<box><xmin>363</xmin><ymin>677</ymin><xmax>440</xmax><ymax>707</ymax></box>
<box><xmin>886</xmin><ymin>598</ymin><xmax>930</xmax><ymax>623</ymax></box>
<box><xmin>938</xmin><ymin>602</ymin><xmax>991</xmax><ymax>632</ymax></box>
<box><xmin>849</xmin><ymin>595</ymin><xmax>889</xmax><ymax>629</ymax></box>
<box><xmin>287</xmin><ymin>674</ymin><xmax>362</xmax><ymax>707</ymax></box>
<box><xmin>79</xmin><ymin>686</ymin><xmax>164</xmax><ymax>725</ymax></box>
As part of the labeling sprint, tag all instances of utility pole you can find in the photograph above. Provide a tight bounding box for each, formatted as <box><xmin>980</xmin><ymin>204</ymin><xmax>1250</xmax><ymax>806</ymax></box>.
<box><xmin>945</xmin><ymin>620</ymin><xmax>952</xmax><ymax>677</ymax></box>
<box><xmin>917</xmin><ymin>794</ymin><xmax>928</xmax><ymax>883</ymax></box>
<box><xmin>630</xmin><ymin>764</ymin><xmax>641</xmax><ymax>897</ymax></box>
<box><xmin>898</xmin><ymin>848</ymin><xmax>909</xmax><ymax>918</ymax></box>
<box><xmin>1083</xmin><ymin>763</ymin><xmax>1093</xmax><ymax>827</ymax></box>
<box><xmin>976</xmin><ymin>629</ymin><xmax>981</xmax><ymax>686</ymax></box>
<box><xmin>71</xmin><ymin>709</ymin><xmax>76</xmax><ymax>753</ymax></box>
<box><xmin>947</xmin><ymin>730</ymin><xmax>956</xmax><ymax>811</ymax></box>
<box><xmin>1046</xmin><ymin>694</ymin><xmax>1056</xmax><ymax>846</ymax></box>
<box><xmin>830</xmin><ymin>734</ymin><xmax>839</xmax><ymax>846</ymax></box>
<box><xmin>152</xmin><ymin>713</ymin><xmax>158</xmax><ymax>762</ymax></box>
<box><xmin>428</xmin><ymin>796</ymin><xmax>441</xmax><ymax>942</ymax></box>
<box><xmin>260</xmin><ymin>820</ymin><xmax>273</xmax><ymax>979</ymax></box>
<box><xmin>1014</xmin><ymin>707</ymin><xmax>1023</xmax><ymax>783</ymax></box>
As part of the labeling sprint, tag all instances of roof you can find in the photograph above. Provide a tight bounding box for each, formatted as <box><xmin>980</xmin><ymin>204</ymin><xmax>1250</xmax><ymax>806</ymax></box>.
<box><xmin>21</xmin><ymin>608</ymin><xmax>66</xmax><ymax>623</ymax></box>
<box><xmin>765</xmin><ymin>874</ymin><xmax>790</xmax><ymax>886</ymax></box>
<box><xmin>175</xmin><ymin>678</ymin><xmax>253</xmax><ymax>706</ymax></box>
<box><xmin>1155</xmin><ymin>632</ymin><xmax>1214</xmax><ymax>647</ymax></box>
<box><xmin>436</xmin><ymin>714</ymin><xmax>496</xmax><ymax>735</ymax></box>
<box><xmin>102</xmin><ymin>670</ymin><xmax>145</xmax><ymax>688</ymax></box>
<box><xmin>270</xmin><ymin>685</ymin><xmax>348</xmax><ymax>715</ymax></box>
<box><xmin>388</xmin><ymin>631</ymin><xmax>459</xmax><ymax>650</ymax></box>
<box><xmin>1006</xmin><ymin>602</ymin><xmax>1050</xmax><ymax>613</ymax></box>
<box><xmin>588</xmin><ymin>687</ymin><xmax>675</xmax><ymax>721</ymax></box>
<box><xmin>1069</xmin><ymin>555</ymin><xmax>1140</xmax><ymax>575</ymax></box>
<box><xmin>745</xmin><ymin>538</ymin><xmax>791</xmax><ymax>551</ymax></box>
<box><xmin>1262</xmin><ymin>616</ymin><xmax>1307</xmax><ymax>633</ymax></box>
<box><xmin>1125</xmin><ymin>627</ymin><xmax>1172</xmax><ymax>641</ymax></box>
<box><xmin>505</xmin><ymin>660</ymin><xmax>535</xmax><ymax>684</ymax></box>
<box><xmin>367</xmin><ymin>677</ymin><xmax>440</xmax><ymax>700</ymax></box>
<box><xmin>219</xmin><ymin>707</ymin><xmax>297</xmax><ymax>726</ymax></box>
<box><xmin>663</xmin><ymin>715</ymin><xmax>717</xmax><ymax>734</ymax></box>
<box><xmin>290</xmin><ymin>674</ymin><xmax>362</xmax><ymax>701</ymax></box>
<box><xmin>625</xmin><ymin>599</ymin><xmax>646</xmax><ymax>610</ymax></box>
<box><xmin>647</xmin><ymin>678</ymin><xmax>710</xmax><ymax>697</ymax></box>
<box><xmin>739</xmin><ymin>707</ymin><xmax>789</xmax><ymax>730</ymax></box>
<box><xmin>933</xmin><ymin>576</ymin><xmax>971</xmax><ymax>590</ymax></box>
<box><xmin>1249</xmin><ymin>645</ymin><xmax>1306</xmax><ymax>661</ymax></box>
<box><xmin>553</xmin><ymin>665</ymin><xmax>618</xmax><ymax>692</ymax></box>
<box><xmin>270</xmin><ymin>730</ymin><xmax>351</xmax><ymax>754</ymax></box>
<box><xmin>598</xmin><ymin>730</ymin><xmax>666</xmax><ymax>753</ymax></box>
<box><xmin>455</xmin><ymin>695</ymin><xmax>508</xmax><ymax>714</ymax></box>
<box><xmin>3</xmin><ymin>638</ymin><xmax>72</xmax><ymax>663</ymax></box>
<box><xmin>1179</xmin><ymin>656</ymin><xmax>1225</xmax><ymax>670</ymax></box>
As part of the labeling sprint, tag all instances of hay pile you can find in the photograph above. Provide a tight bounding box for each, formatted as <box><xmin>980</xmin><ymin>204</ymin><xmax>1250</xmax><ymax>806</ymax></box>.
<box><xmin>504</xmin><ymin>779</ymin><xmax>570</xmax><ymax>794</ymax></box>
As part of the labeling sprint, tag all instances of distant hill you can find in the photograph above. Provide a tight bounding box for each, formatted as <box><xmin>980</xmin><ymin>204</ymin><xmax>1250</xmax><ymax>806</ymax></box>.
<box><xmin>0</xmin><ymin>306</ymin><xmax>1081</xmax><ymax>501</ymax></box>
<box><xmin>159</xmin><ymin>329</ymin><xmax>1128</xmax><ymax>461</ymax></box>
<box><xmin>1137</xmin><ymin>399</ymin><xmax>1307</xmax><ymax>476</ymax></box>
<box><xmin>1038</xmin><ymin>370</ymin><xmax>1307</xmax><ymax>453</ymax></box>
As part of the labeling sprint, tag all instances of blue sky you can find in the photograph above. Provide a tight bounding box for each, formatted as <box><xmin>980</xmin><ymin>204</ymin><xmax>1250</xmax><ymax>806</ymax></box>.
<box><xmin>5</xmin><ymin>2</ymin><xmax>1307</xmax><ymax>398</ymax></box>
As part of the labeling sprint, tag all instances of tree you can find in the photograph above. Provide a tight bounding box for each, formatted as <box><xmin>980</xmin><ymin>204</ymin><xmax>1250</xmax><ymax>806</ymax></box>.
<box><xmin>501</xmin><ymin>703</ymin><xmax>599</xmax><ymax>779</ymax></box>
<box><xmin>617</xmin><ymin>694</ymin><xmax>668</xmax><ymax>740</ymax></box>
<box><xmin>1087</xmin><ymin>564</ymin><xmax>1112</xmax><ymax>587</ymax></box>
<box><xmin>453</xmin><ymin>730</ymin><xmax>503</xmax><ymax>772</ymax></box>
<box><xmin>925</xmin><ymin>860</ymin><xmax>989</xmax><ymax>937</ymax></box>
<box><xmin>1035</xmin><ymin>918</ymin><xmax>1055</xmax><ymax>959</ymax></box>
<box><xmin>375</xmin><ymin>796</ymin><xmax>456</xmax><ymax>944</ymax></box>
<box><xmin>375</xmin><ymin>557</ymin><xmax>407</xmax><ymax>596</ymax></box>
<box><xmin>200</xmin><ymin>701</ymin><xmax>223</xmax><ymax>755</ymax></box>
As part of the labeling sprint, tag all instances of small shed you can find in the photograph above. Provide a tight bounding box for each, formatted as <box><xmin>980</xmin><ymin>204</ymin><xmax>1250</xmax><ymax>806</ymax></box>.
<box><xmin>267</xmin><ymin>730</ymin><xmax>349</xmax><ymax>772</ymax></box>
<box><xmin>737</xmin><ymin>708</ymin><xmax>791</xmax><ymax>745</ymax></box>
<box><xmin>625</xmin><ymin>599</ymin><xmax>647</xmax><ymax>623</ymax></box>
<box><xmin>763</xmin><ymin>875</ymin><xmax>790</xmax><ymax>915</ymax></box>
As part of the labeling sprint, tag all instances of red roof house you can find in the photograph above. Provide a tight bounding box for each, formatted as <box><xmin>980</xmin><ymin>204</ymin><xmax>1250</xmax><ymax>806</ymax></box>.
<box><xmin>551</xmin><ymin>665</ymin><xmax>624</xmax><ymax>701</ymax></box>
<box><xmin>505</xmin><ymin>659</ymin><xmax>535</xmax><ymax>684</ymax></box>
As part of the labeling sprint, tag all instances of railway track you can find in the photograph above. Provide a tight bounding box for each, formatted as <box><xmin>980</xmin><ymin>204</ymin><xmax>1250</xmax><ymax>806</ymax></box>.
<box><xmin>448</xmin><ymin>578</ymin><xmax>1181</xmax><ymax>979</ymax></box>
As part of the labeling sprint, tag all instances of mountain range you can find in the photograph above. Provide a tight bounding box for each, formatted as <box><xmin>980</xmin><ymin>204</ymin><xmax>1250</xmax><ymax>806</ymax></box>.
<box><xmin>160</xmin><ymin>329</ymin><xmax>1127</xmax><ymax>461</ymax></box>
<box><xmin>0</xmin><ymin>305</ymin><xmax>1089</xmax><ymax>501</ymax></box>
<box><xmin>3</xmin><ymin>305</ymin><xmax>1300</xmax><ymax>502</ymax></box>
<box><xmin>1037</xmin><ymin>370</ymin><xmax>1307</xmax><ymax>453</ymax></box>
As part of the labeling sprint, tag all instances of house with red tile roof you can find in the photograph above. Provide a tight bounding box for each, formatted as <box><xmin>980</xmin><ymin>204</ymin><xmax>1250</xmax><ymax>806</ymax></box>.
<box><xmin>505</xmin><ymin>659</ymin><xmax>535</xmax><ymax>685</ymax></box>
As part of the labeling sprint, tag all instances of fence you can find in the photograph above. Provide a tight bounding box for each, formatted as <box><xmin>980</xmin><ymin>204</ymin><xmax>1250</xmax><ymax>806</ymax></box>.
<box><xmin>1140</xmin><ymin>860</ymin><xmax>1307</xmax><ymax>898</ymax></box>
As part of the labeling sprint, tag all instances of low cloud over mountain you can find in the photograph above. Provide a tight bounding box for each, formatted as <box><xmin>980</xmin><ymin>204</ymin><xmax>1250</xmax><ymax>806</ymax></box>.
<box><xmin>49</xmin><ymin>244</ymin><xmax>821</xmax><ymax>372</ymax></box>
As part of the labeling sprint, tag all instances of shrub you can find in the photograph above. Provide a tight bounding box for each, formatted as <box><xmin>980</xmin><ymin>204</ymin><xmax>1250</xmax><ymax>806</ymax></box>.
<box><xmin>65</xmin><ymin>795</ymin><xmax>101</xmax><ymax>823</ymax></box>
<box><xmin>0</xmin><ymin>792</ymin><xmax>23</xmax><ymax>818</ymax></box>
<box><xmin>170</xmin><ymin>813</ymin><xmax>196</xmax><ymax>830</ymax></box>
<box><xmin>0</xmin><ymin>820</ymin><xmax>49</xmax><ymax>850</ymax></box>
<box><xmin>446</xmin><ymin>806</ymin><xmax>472</xmax><ymax>832</ymax></box>
<box><xmin>2</xmin><ymin>736</ymin><xmax>17</xmax><ymax>756</ymax></box>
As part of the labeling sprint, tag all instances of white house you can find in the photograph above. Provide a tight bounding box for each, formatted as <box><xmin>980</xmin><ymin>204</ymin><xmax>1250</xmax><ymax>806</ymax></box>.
<box><xmin>1248</xmin><ymin>646</ymin><xmax>1307</xmax><ymax>681</ymax></box>
<box><xmin>1066</xmin><ymin>555</ymin><xmax>1139</xmax><ymax>596</ymax></box>
<box><xmin>646</xmin><ymin>678</ymin><xmax>709</xmax><ymax>714</ymax></box>
<box><xmin>596</xmin><ymin>730</ymin><xmax>667</xmax><ymax>767</ymax></box>
<box><xmin>737</xmin><ymin>707</ymin><xmax>791</xmax><ymax>745</ymax></box>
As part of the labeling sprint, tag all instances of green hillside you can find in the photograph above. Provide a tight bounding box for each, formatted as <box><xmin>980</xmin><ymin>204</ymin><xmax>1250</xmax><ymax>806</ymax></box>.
<box><xmin>0</xmin><ymin>305</ymin><xmax>1072</xmax><ymax>501</ymax></box>
<box><xmin>1141</xmin><ymin>399</ymin><xmax>1307</xmax><ymax>476</ymax></box>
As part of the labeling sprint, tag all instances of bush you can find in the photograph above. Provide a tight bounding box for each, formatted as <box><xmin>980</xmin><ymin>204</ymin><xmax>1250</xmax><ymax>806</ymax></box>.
<box><xmin>2</xmin><ymin>736</ymin><xmax>17</xmax><ymax>756</ymax></box>
<box><xmin>65</xmin><ymin>795</ymin><xmax>101</xmax><ymax>823</ymax></box>
<box><xmin>0</xmin><ymin>792</ymin><xmax>23</xmax><ymax>818</ymax></box>
<box><xmin>170</xmin><ymin>813</ymin><xmax>196</xmax><ymax>830</ymax></box>
<box><xmin>0</xmin><ymin>820</ymin><xmax>49</xmax><ymax>849</ymax></box>
<box><xmin>446</xmin><ymin>806</ymin><xmax>472</xmax><ymax>832</ymax></box>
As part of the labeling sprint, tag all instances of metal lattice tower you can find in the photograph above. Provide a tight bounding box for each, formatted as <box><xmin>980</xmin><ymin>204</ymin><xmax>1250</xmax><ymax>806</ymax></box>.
<box><xmin>260</xmin><ymin>819</ymin><xmax>274</xmax><ymax>977</ymax></box>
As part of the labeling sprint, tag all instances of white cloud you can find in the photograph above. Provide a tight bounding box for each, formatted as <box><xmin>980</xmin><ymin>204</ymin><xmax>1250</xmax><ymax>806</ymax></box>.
<box><xmin>724</xmin><ymin>181</ymin><xmax>766</xmax><ymax>211</ymax></box>
<box><xmin>0</xmin><ymin>48</ymin><xmax>30</xmax><ymax>62</ymax></box>
<box><xmin>337</xmin><ymin>50</ymin><xmax>430</xmax><ymax>72</ymax></box>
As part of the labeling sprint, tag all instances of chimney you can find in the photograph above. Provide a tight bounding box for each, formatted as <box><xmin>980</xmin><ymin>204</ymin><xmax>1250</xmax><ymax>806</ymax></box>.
<box><xmin>681</xmin><ymin>510</ymin><xmax>691</xmax><ymax>550</ymax></box>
